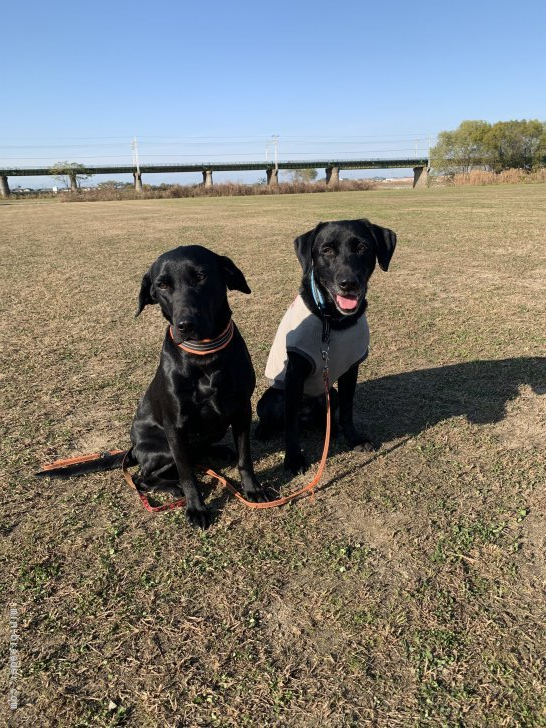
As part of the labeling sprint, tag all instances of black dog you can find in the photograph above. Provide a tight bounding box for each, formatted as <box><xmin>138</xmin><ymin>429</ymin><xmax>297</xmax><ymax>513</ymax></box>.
<box><xmin>256</xmin><ymin>219</ymin><xmax>396</xmax><ymax>474</ymax></box>
<box><xmin>39</xmin><ymin>245</ymin><xmax>267</xmax><ymax>528</ymax></box>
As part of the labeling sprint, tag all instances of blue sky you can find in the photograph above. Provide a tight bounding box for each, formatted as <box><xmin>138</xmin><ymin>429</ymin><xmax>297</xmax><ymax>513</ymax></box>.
<box><xmin>2</xmin><ymin>0</ymin><xmax>545</xmax><ymax>186</ymax></box>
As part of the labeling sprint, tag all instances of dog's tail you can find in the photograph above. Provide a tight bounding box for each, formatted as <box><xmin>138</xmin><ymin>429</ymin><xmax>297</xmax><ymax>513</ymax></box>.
<box><xmin>36</xmin><ymin>448</ymin><xmax>136</xmax><ymax>478</ymax></box>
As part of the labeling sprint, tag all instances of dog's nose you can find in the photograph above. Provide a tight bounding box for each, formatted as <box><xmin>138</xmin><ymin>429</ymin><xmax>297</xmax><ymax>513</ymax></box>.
<box><xmin>177</xmin><ymin>320</ymin><xmax>195</xmax><ymax>334</ymax></box>
<box><xmin>339</xmin><ymin>278</ymin><xmax>358</xmax><ymax>293</ymax></box>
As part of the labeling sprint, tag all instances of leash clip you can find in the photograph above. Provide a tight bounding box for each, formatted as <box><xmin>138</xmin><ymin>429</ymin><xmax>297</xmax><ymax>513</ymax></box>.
<box><xmin>321</xmin><ymin>313</ymin><xmax>331</xmax><ymax>344</ymax></box>
<box><xmin>321</xmin><ymin>311</ymin><xmax>330</xmax><ymax>377</ymax></box>
<box><xmin>321</xmin><ymin>347</ymin><xmax>329</xmax><ymax>367</ymax></box>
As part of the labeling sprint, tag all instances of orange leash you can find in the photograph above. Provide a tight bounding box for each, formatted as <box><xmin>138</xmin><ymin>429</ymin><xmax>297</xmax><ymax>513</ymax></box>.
<box><xmin>41</xmin><ymin>449</ymin><xmax>126</xmax><ymax>470</ymax></box>
<box><xmin>40</xmin><ymin>379</ymin><xmax>331</xmax><ymax>512</ymax></box>
<box><xmin>43</xmin><ymin>316</ymin><xmax>333</xmax><ymax>512</ymax></box>
<box><xmin>121</xmin><ymin>381</ymin><xmax>331</xmax><ymax>511</ymax></box>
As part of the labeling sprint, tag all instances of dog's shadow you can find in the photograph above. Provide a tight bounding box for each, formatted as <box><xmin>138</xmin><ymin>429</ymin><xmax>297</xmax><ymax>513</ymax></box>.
<box><xmin>246</xmin><ymin>356</ymin><xmax>545</xmax><ymax>496</ymax></box>
<box><xmin>352</xmin><ymin>355</ymin><xmax>545</xmax><ymax>444</ymax></box>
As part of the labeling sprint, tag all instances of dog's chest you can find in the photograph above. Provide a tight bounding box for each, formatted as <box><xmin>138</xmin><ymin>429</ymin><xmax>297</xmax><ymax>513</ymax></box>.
<box><xmin>187</xmin><ymin>369</ymin><xmax>238</xmax><ymax>426</ymax></box>
<box><xmin>193</xmin><ymin>370</ymin><xmax>223</xmax><ymax>412</ymax></box>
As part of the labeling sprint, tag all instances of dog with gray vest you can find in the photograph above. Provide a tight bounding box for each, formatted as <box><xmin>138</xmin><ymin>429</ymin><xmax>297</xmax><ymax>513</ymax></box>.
<box><xmin>256</xmin><ymin>219</ymin><xmax>397</xmax><ymax>474</ymax></box>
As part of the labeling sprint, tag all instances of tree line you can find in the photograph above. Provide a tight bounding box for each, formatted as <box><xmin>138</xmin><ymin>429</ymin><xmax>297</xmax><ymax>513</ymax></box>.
<box><xmin>430</xmin><ymin>119</ymin><xmax>546</xmax><ymax>174</ymax></box>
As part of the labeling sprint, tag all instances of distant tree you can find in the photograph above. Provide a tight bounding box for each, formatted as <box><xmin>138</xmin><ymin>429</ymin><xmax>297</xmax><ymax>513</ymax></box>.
<box><xmin>50</xmin><ymin>161</ymin><xmax>92</xmax><ymax>190</ymax></box>
<box><xmin>288</xmin><ymin>168</ymin><xmax>318</xmax><ymax>183</ymax></box>
<box><xmin>486</xmin><ymin>119</ymin><xmax>546</xmax><ymax>171</ymax></box>
<box><xmin>97</xmin><ymin>180</ymin><xmax>131</xmax><ymax>190</ymax></box>
<box><xmin>431</xmin><ymin>119</ymin><xmax>546</xmax><ymax>174</ymax></box>
<box><xmin>430</xmin><ymin>120</ymin><xmax>491</xmax><ymax>173</ymax></box>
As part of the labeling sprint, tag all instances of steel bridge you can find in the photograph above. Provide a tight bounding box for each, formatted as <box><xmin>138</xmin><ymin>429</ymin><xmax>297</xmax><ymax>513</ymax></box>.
<box><xmin>0</xmin><ymin>157</ymin><xmax>430</xmax><ymax>196</ymax></box>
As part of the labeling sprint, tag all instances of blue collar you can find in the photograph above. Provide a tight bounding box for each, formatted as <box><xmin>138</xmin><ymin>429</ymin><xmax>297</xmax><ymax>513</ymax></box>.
<box><xmin>310</xmin><ymin>267</ymin><xmax>331</xmax><ymax>346</ymax></box>
<box><xmin>310</xmin><ymin>267</ymin><xmax>327</xmax><ymax>310</ymax></box>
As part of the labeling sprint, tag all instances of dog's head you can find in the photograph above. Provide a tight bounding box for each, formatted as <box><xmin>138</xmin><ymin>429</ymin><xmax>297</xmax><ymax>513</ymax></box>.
<box><xmin>136</xmin><ymin>245</ymin><xmax>251</xmax><ymax>344</ymax></box>
<box><xmin>294</xmin><ymin>219</ymin><xmax>397</xmax><ymax>324</ymax></box>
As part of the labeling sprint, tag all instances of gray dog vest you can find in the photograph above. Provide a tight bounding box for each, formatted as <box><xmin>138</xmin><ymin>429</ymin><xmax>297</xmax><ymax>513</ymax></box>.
<box><xmin>265</xmin><ymin>295</ymin><xmax>369</xmax><ymax>397</ymax></box>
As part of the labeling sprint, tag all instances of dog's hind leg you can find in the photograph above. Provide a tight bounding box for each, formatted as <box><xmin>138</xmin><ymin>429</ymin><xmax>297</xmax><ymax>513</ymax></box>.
<box><xmin>134</xmin><ymin>460</ymin><xmax>182</xmax><ymax>496</ymax></box>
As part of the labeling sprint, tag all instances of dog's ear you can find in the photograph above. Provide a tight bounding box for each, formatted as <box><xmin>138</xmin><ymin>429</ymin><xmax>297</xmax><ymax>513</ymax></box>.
<box><xmin>135</xmin><ymin>271</ymin><xmax>155</xmax><ymax>316</ymax></box>
<box><xmin>294</xmin><ymin>222</ymin><xmax>324</xmax><ymax>273</ymax></box>
<box><xmin>367</xmin><ymin>222</ymin><xmax>397</xmax><ymax>271</ymax></box>
<box><xmin>220</xmin><ymin>255</ymin><xmax>251</xmax><ymax>294</ymax></box>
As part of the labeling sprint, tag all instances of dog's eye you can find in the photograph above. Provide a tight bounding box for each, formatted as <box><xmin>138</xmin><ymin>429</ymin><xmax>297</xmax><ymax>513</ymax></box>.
<box><xmin>195</xmin><ymin>272</ymin><xmax>207</xmax><ymax>282</ymax></box>
<box><xmin>157</xmin><ymin>282</ymin><xmax>170</xmax><ymax>290</ymax></box>
<box><xmin>322</xmin><ymin>246</ymin><xmax>334</xmax><ymax>255</ymax></box>
<box><xmin>357</xmin><ymin>244</ymin><xmax>368</xmax><ymax>254</ymax></box>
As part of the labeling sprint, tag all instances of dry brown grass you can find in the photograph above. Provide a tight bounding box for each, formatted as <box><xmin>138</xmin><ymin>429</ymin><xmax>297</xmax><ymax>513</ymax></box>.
<box><xmin>1</xmin><ymin>185</ymin><xmax>545</xmax><ymax>726</ymax></box>
<box><xmin>56</xmin><ymin>179</ymin><xmax>376</xmax><ymax>203</ymax></box>
<box><xmin>450</xmin><ymin>168</ymin><xmax>546</xmax><ymax>186</ymax></box>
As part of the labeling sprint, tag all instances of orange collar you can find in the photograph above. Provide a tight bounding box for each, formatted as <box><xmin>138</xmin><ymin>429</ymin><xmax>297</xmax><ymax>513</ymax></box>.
<box><xmin>169</xmin><ymin>319</ymin><xmax>234</xmax><ymax>355</ymax></box>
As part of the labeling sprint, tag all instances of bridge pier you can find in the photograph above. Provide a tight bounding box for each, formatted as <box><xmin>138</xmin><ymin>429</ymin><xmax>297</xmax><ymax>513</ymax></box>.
<box><xmin>413</xmin><ymin>166</ymin><xmax>429</xmax><ymax>188</ymax></box>
<box><xmin>133</xmin><ymin>171</ymin><xmax>143</xmax><ymax>191</ymax></box>
<box><xmin>266</xmin><ymin>168</ymin><xmax>279</xmax><ymax>186</ymax></box>
<box><xmin>0</xmin><ymin>175</ymin><xmax>10</xmax><ymax>198</ymax></box>
<box><xmin>325</xmin><ymin>166</ymin><xmax>340</xmax><ymax>186</ymax></box>
<box><xmin>203</xmin><ymin>170</ymin><xmax>213</xmax><ymax>188</ymax></box>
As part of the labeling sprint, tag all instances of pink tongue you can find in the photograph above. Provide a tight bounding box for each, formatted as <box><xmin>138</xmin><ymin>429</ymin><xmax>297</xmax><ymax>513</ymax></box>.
<box><xmin>336</xmin><ymin>294</ymin><xmax>358</xmax><ymax>310</ymax></box>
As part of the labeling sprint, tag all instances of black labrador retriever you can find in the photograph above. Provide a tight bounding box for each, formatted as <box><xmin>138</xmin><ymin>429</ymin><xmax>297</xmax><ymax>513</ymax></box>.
<box><xmin>256</xmin><ymin>219</ymin><xmax>396</xmax><ymax>475</ymax></box>
<box><xmin>39</xmin><ymin>245</ymin><xmax>267</xmax><ymax>528</ymax></box>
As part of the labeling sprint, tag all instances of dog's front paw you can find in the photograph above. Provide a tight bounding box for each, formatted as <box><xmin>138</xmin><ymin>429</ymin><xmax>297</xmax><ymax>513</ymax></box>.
<box><xmin>284</xmin><ymin>449</ymin><xmax>308</xmax><ymax>475</ymax></box>
<box><xmin>244</xmin><ymin>485</ymin><xmax>270</xmax><ymax>503</ymax></box>
<box><xmin>352</xmin><ymin>440</ymin><xmax>375</xmax><ymax>453</ymax></box>
<box><xmin>341</xmin><ymin>423</ymin><xmax>376</xmax><ymax>452</ymax></box>
<box><xmin>240</xmin><ymin>474</ymin><xmax>270</xmax><ymax>503</ymax></box>
<box><xmin>341</xmin><ymin>424</ymin><xmax>376</xmax><ymax>453</ymax></box>
<box><xmin>185</xmin><ymin>504</ymin><xmax>213</xmax><ymax>529</ymax></box>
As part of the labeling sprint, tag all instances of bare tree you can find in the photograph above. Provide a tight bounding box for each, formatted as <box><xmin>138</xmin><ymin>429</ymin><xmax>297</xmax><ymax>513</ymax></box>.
<box><xmin>287</xmin><ymin>168</ymin><xmax>318</xmax><ymax>183</ymax></box>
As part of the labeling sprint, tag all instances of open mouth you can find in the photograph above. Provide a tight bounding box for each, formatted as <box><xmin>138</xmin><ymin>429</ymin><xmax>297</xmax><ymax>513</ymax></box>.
<box><xmin>334</xmin><ymin>293</ymin><xmax>360</xmax><ymax>313</ymax></box>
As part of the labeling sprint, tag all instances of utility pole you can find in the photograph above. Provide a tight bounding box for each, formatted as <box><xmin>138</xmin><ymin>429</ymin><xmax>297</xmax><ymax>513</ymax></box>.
<box><xmin>271</xmin><ymin>134</ymin><xmax>279</xmax><ymax>172</ymax></box>
<box><xmin>132</xmin><ymin>136</ymin><xmax>142</xmax><ymax>191</ymax></box>
<box><xmin>131</xmin><ymin>136</ymin><xmax>140</xmax><ymax>174</ymax></box>
<box><xmin>265</xmin><ymin>140</ymin><xmax>270</xmax><ymax>163</ymax></box>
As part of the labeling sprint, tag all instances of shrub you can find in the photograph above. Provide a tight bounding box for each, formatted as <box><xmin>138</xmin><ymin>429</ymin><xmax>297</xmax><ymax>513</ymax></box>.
<box><xmin>448</xmin><ymin>168</ymin><xmax>546</xmax><ymax>186</ymax></box>
<box><xmin>59</xmin><ymin>179</ymin><xmax>376</xmax><ymax>202</ymax></box>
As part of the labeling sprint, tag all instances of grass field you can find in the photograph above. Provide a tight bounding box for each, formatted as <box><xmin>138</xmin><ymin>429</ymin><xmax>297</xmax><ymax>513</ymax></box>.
<box><xmin>1</xmin><ymin>185</ymin><xmax>545</xmax><ymax>727</ymax></box>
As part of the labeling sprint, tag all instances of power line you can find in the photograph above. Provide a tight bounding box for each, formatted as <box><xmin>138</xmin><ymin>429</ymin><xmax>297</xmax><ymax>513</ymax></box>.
<box><xmin>0</xmin><ymin>149</ymin><xmax>429</xmax><ymax>161</ymax></box>
<box><xmin>0</xmin><ymin>133</ymin><xmax>436</xmax><ymax>145</ymax></box>
<box><xmin>0</xmin><ymin>138</ymin><xmax>434</xmax><ymax>150</ymax></box>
